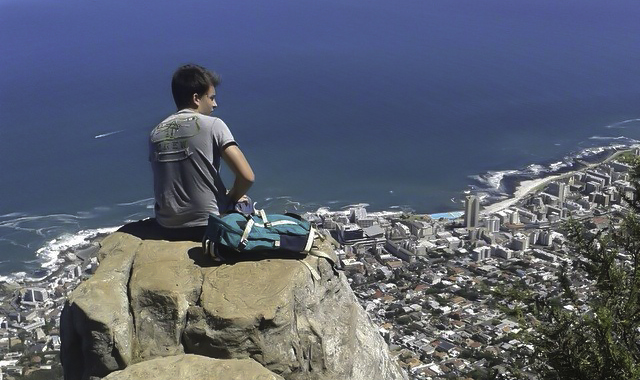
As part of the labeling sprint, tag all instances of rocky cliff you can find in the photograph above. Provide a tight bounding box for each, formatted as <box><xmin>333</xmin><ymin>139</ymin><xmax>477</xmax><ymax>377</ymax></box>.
<box><xmin>60</xmin><ymin>221</ymin><xmax>407</xmax><ymax>380</ymax></box>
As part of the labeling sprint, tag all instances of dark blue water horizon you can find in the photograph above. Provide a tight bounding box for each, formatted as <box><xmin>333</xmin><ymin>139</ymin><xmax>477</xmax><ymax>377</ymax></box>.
<box><xmin>1</xmin><ymin>0</ymin><xmax>640</xmax><ymax>277</ymax></box>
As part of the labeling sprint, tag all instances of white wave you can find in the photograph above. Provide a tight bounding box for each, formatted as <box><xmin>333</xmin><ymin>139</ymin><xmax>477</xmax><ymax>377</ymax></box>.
<box><xmin>0</xmin><ymin>275</ymin><xmax>15</xmax><ymax>283</ymax></box>
<box><xmin>474</xmin><ymin>192</ymin><xmax>491</xmax><ymax>202</ymax></box>
<box><xmin>589</xmin><ymin>135</ymin><xmax>628</xmax><ymax>140</ymax></box>
<box><xmin>551</xmin><ymin>144</ymin><xmax>624</xmax><ymax>171</ymax></box>
<box><xmin>75</xmin><ymin>211</ymin><xmax>97</xmax><ymax>219</ymax></box>
<box><xmin>315</xmin><ymin>207</ymin><xmax>331</xmax><ymax>215</ymax></box>
<box><xmin>471</xmin><ymin>170</ymin><xmax>519</xmax><ymax>190</ymax></box>
<box><xmin>341</xmin><ymin>203</ymin><xmax>371</xmax><ymax>210</ymax></box>
<box><xmin>0</xmin><ymin>214</ymin><xmax>84</xmax><ymax>233</ymax></box>
<box><xmin>35</xmin><ymin>226</ymin><xmax>119</xmax><ymax>270</ymax></box>
<box><xmin>0</xmin><ymin>205</ymin><xmax>140</xmax><ymax>283</ymax></box>
<box><xmin>549</xmin><ymin>161</ymin><xmax>571</xmax><ymax>172</ymax></box>
<box><xmin>611</xmin><ymin>143</ymin><xmax>629</xmax><ymax>150</ymax></box>
<box><xmin>117</xmin><ymin>198</ymin><xmax>154</xmax><ymax>207</ymax></box>
<box><xmin>524</xmin><ymin>164</ymin><xmax>546</xmax><ymax>176</ymax></box>
<box><xmin>123</xmin><ymin>213</ymin><xmax>151</xmax><ymax>223</ymax></box>
<box><xmin>605</xmin><ymin>118</ymin><xmax>640</xmax><ymax>129</ymax></box>
<box><xmin>1</xmin><ymin>272</ymin><xmax>27</xmax><ymax>283</ymax></box>
<box><xmin>94</xmin><ymin>130</ymin><xmax>125</xmax><ymax>139</ymax></box>
<box><xmin>0</xmin><ymin>271</ymin><xmax>29</xmax><ymax>284</ymax></box>
<box><xmin>386</xmin><ymin>205</ymin><xmax>415</xmax><ymax>213</ymax></box>
<box><xmin>0</xmin><ymin>212</ymin><xmax>27</xmax><ymax>219</ymax></box>
<box><xmin>575</xmin><ymin>146</ymin><xmax>607</xmax><ymax>158</ymax></box>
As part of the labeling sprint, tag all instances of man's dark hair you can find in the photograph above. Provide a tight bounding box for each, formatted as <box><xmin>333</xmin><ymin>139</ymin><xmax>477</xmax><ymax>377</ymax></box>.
<box><xmin>171</xmin><ymin>64</ymin><xmax>221</xmax><ymax>109</ymax></box>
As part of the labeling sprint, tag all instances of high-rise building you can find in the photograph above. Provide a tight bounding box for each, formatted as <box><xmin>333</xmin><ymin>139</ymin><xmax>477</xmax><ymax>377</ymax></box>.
<box><xmin>471</xmin><ymin>246</ymin><xmax>491</xmax><ymax>261</ymax></box>
<box><xmin>509</xmin><ymin>209</ymin><xmax>520</xmax><ymax>224</ymax></box>
<box><xmin>558</xmin><ymin>182</ymin><xmax>566</xmax><ymax>205</ymax></box>
<box><xmin>22</xmin><ymin>288</ymin><xmax>49</xmax><ymax>305</ymax></box>
<box><xmin>485</xmin><ymin>216</ymin><xmax>500</xmax><ymax>233</ymax></box>
<box><xmin>350</xmin><ymin>207</ymin><xmax>367</xmax><ymax>223</ymax></box>
<box><xmin>464</xmin><ymin>195</ymin><xmax>480</xmax><ymax>228</ymax></box>
<box><xmin>512</xmin><ymin>233</ymin><xmax>530</xmax><ymax>251</ymax></box>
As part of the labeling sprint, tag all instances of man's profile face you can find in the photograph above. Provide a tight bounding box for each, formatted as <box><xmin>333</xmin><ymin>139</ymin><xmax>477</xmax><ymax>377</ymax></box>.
<box><xmin>196</xmin><ymin>86</ymin><xmax>217</xmax><ymax>115</ymax></box>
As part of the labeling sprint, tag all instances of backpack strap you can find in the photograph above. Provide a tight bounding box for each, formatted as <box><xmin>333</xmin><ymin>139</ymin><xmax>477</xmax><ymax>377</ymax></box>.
<box><xmin>300</xmin><ymin>260</ymin><xmax>321</xmax><ymax>282</ymax></box>
<box><xmin>308</xmin><ymin>249</ymin><xmax>340</xmax><ymax>276</ymax></box>
<box><xmin>306</xmin><ymin>228</ymin><xmax>342</xmax><ymax>276</ymax></box>
<box><xmin>258</xmin><ymin>209</ymin><xmax>271</xmax><ymax>227</ymax></box>
<box><xmin>238</xmin><ymin>218</ymin><xmax>255</xmax><ymax>250</ymax></box>
<box><xmin>303</xmin><ymin>227</ymin><xmax>315</xmax><ymax>253</ymax></box>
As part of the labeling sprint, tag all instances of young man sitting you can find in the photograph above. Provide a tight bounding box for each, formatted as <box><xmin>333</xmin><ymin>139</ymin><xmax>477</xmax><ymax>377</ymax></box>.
<box><xmin>149</xmin><ymin>64</ymin><xmax>254</xmax><ymax>241</ymax></box>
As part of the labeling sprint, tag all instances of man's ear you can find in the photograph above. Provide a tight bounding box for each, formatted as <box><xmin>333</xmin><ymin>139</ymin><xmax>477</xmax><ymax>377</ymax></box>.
<box><xmin>192</xmin><ymin>93</ymin><xmax>200</xmax><ymax>107</ymax></box>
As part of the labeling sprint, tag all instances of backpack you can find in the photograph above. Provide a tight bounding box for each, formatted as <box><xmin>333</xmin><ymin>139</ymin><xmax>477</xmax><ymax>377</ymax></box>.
<box><xmin>202</xmin><ymin>210</ymin><xmax>340</xmax><ymax>279</ymax></box>
<box><xmin>203</xmin><ymin>210</ymin><xmax>314</xmax><ymax>259</ymax></box>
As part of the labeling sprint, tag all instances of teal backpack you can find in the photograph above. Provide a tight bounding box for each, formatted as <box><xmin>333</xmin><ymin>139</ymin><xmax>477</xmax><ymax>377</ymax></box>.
<box><xmin>203</xmin><ymin>209</ymin><xmax>316</xmax><ymax>261</ymax></box>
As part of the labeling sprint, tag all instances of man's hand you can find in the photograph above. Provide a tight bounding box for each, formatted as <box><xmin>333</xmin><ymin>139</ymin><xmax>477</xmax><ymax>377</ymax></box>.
<box><xmin>225</xmin><ymin>192</ymin><xmax>250</xmax><ymax>203</ymax></box>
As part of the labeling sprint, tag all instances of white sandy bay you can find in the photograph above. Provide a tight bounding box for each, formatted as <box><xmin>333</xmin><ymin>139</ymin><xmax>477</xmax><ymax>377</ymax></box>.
<box><xmin>482</xmin><ymin>175</ymin><xmax>566</xmax><ymax>215</ymax></box>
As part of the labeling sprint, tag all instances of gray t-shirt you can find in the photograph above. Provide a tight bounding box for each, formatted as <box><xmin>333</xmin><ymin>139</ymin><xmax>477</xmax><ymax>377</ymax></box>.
<box><xmin>149</xmin><ymin>109</ymin><xmax>236</xmax><ymax>228</ymax></box>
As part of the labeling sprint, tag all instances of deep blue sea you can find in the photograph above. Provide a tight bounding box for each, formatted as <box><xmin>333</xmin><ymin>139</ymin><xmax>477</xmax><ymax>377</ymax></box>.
<box><xmin>1</xmin><ymin>0</ymin><xmax>640</xmax><ymax>278</ymax></box>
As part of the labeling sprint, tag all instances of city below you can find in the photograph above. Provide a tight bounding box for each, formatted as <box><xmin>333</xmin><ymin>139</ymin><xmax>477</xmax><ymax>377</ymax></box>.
<box><xmin>0</xmin><ymin>147</ymin><xmax>638</xmax><ymax>379</ymax></box>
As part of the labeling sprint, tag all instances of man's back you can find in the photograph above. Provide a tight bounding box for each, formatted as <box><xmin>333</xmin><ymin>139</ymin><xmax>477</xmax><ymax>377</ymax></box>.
<box><xmin>149</xmin><ymin>109</ymin><xmax>236</xmax><ymax>228</ymax></box>
<box><xmin>149</xmin><ymin>64</ymin><xmax>254</xmax><ymax>232</ymax></box>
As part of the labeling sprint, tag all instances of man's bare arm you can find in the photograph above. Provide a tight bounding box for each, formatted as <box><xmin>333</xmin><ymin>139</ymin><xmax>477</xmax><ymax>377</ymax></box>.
<box><xmin>221</xmin><ymin>144</ymin><xmax>255</xmax><ymax>203</ymax></box>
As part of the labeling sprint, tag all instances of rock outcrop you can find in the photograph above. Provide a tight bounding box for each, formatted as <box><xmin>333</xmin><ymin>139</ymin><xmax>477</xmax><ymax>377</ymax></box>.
<box><xmin>61</xmin><ymin>221</ymin><xmax>407</xmax><ymax>380</ymax></box>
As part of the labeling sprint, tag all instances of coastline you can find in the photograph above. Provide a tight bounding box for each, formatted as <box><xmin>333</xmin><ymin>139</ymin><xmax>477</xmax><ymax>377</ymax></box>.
<box><xmin>0</xmin><ymin>143</ymin><xmax>637</xmax><ymax>283</ymax></box>
<box><xmin>481</xmin><ymin>147</ymin><xmax>634</xmax><ymax>215</ymax></box>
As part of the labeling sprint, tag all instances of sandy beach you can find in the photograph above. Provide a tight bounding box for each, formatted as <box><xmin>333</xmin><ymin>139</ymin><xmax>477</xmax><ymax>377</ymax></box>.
<box><xmin>481</xmin><ymin>175</ymin><xmax>566</xmax><ymax>215</ymax></box>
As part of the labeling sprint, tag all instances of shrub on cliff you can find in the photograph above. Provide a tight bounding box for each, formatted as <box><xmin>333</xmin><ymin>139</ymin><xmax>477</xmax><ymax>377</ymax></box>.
<box><xmin>528</xmin><ymin>164</ymin><xmax>640</xmax><ymax>379</ymax></box>
<box><xmin>529</xmin><ymin>214</ymin><xmax>640</xmax><ymax>379</ymax></box>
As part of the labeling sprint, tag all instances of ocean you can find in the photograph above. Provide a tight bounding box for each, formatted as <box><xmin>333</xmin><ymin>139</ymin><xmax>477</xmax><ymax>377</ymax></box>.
<box><xmin>1</xmin><ymin>0</ymin><xmax>640</xmax><ymax>279</ymax></box>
